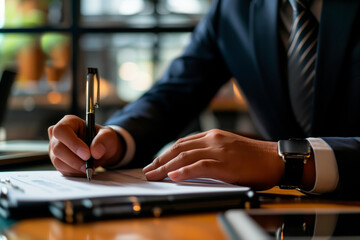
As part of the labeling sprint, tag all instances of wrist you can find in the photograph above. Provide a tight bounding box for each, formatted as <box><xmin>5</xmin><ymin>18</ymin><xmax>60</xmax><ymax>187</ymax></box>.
<box><xmin>262</xmin><ymin>141</ymin><xmax>285</xmax><ymax>188</ymax></box>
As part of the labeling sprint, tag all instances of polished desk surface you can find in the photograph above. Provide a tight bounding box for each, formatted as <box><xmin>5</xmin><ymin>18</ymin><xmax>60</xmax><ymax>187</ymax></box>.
<box><xmin>2</xmin><ymin>187</ymin><xmax>360</xmax><ymax>240</ymax></box>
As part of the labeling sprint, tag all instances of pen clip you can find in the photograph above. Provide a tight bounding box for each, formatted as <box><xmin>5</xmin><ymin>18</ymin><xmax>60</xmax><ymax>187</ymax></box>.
<box><xmin>86</xmin><ymin>68</ymin><xmax>100</xmax><ymax>113</ymax></box>
<box><xmin>94</xmin><ymin>68</ymin><xmax>100</xmax><ymax>109</ymax></box>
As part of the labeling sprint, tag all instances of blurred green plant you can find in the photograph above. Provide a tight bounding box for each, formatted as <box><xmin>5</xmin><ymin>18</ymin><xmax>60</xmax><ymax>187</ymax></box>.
<box><xmin>41</xmin><ymin>33</ymin><xmax>69</xmax><ymax>56</ymax></box>
<box><xmin>4</xmin><ymin>0</ymin><xmax>49</xmax><ymax>28</ymax></box>
<box><xmin>0</xmin><ymin>0</ymin><xmax>68</xmax><ymax>79</ymax></box>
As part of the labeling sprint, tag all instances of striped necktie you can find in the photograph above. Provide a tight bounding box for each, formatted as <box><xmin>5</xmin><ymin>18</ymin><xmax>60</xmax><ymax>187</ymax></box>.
<box><xmin>288</xmin><ymin>0</ymin><xmax>319</xmax><ymax>135</ymax></box>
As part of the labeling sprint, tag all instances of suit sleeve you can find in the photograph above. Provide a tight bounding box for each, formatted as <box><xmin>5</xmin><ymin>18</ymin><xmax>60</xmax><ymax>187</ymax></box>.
<box><xmin>320</xmin><ymin>137</ymin><xmax>360</xmax><ymax>199</ymax></box>
<box><xmin>105</xmin><ymin>0</ymin><xmax>232</xmax><ymax>168</ymax></box>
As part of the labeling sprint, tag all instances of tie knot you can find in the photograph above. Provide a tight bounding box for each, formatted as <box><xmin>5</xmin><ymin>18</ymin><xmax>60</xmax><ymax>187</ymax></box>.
<box><xmin>289</xmin><ymin>0</ymin><xmax>311</xmax><ymax>11</ymax></box>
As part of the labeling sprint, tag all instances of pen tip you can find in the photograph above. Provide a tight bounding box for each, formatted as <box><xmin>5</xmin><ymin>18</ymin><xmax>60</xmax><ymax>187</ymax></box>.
<box><xmin>86</xmin><ymin>168</ymin><xmax>93</xmax><ymax>181</ymax></box>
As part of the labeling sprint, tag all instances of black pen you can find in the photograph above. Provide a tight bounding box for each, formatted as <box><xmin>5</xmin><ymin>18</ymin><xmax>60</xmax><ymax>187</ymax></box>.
<box><xmin>85</xmin><ymin>68</ymin><xmax>100</xmax><ymax>181</ymax></box>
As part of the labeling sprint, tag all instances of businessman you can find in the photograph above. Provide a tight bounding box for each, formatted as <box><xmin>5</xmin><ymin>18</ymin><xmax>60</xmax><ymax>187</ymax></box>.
<box><xmin>48</xmin><ymin>0</ymin><xmax>360</xmax><ymax>198</ymax></box>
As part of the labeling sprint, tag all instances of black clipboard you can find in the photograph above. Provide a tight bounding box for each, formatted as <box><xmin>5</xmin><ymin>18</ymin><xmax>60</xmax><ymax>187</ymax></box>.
<box><xmin>0</xmin><ymin>197</ymin><xmax>50</xmax><ymax>219</ymax></box>
<box><xmin>0</xmin><ymin>169</ymin><xmax>259</xmax><ymax>222</ymax></box>
<box><xmin>49</xmin><ymin>191</ymin><xmax>259</xmax><ymax>223</ymax></box>
<box><xmin>1</xmin><ymin>189</ymin><xmax>258</xmax><ymax>222</ymax></box>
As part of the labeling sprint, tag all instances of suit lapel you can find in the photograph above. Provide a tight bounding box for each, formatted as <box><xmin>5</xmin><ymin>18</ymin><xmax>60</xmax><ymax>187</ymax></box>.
<box><xmin>250</xmin><ymin>0</ymin><xmax>284</xmax><ymax>104</ymax></box>
<box><xmin>313</xmin><ymin>0</ymin><xmax>360</xmax><ymax>134</ymax></box>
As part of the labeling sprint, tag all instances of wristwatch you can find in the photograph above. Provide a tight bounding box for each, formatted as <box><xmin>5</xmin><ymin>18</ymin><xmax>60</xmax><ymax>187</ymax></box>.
<box><xmin>278</xmin><ymin>139</ymin><xmax>311</xmax><ymax>189</ymax></box>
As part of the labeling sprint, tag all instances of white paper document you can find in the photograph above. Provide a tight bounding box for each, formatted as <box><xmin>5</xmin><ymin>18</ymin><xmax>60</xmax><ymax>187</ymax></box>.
<box><xmin>0</xmin><ymin>169</ymin><xmax>249</xmax><ymax>204</ymax></box>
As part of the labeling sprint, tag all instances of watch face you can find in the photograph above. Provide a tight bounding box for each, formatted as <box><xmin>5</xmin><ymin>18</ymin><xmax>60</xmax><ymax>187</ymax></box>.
<box><xmin>279</xmin><ymin>139</ymin><xmax>311</xmax><ymax>155</ymax></box>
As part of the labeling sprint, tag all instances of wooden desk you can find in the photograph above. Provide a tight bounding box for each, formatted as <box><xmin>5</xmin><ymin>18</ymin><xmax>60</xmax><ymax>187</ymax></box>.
<box><xmin>2</xmin><ymin>188</ymin><xmax>360</xmax><ymax>240</ymax></box>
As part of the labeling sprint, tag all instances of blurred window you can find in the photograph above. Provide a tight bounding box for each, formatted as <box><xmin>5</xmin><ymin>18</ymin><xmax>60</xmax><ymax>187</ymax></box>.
<box><xmin>80</xmin><ymin>0</ymin><xmax>212</xmax><ymax>27</ymax></box>
<box><xmin>0</xmin><ymin>0</ymin><xmax>213</xmax><ymax>140</ymax></box>
<box><xmin>79</xmin><ymin>32</ymin><xmax>191</xmax><ymax>103</ymax></box>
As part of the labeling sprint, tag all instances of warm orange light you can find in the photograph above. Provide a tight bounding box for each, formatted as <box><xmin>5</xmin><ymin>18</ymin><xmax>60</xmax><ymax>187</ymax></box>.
<box><xmin>133</xmin><ymin>204</ymin><xmax>141</xmax><ymax>212</ymax></box>
<box><xmin>47</xmin><ymin>91</ymin><xmax>62</xmax><ymax>104</ymax></box>
<box><xmin>93</xmin><ymin>77</ymin><xmax>112</xmax><ymax>100</ymax></box>
<box><xmin>232</xmin><ymin>80</ymin><xmax>244</xmax><ymax>103</ymax></box>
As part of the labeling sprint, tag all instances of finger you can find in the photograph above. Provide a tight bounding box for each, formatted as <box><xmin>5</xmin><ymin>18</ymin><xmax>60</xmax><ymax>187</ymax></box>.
<box><xmin>167</xmin><ymin>160</ymin><xmax>222</xmax><ymax>182</ymax></box>
<box><xmin>50</xmin><ymin>151</ymin><xmax>85</xmax><ymax>177</ymax></box>
<box><xmin>51</xmin><ymin>156</ymin><xmax>85</xmax><ymax>177</ymax></box>
<box><xmin>143</xmin><ymin>137</ymin><xmax>207</xmax><ymax>173</ymax></box>
<box><xmin>176</xmin><ymin>131</ymin><xmax>207</xmax><ymax>142</ymax></box>
<box><xmin>52</xmin><ymin>116</ymin><xmax>90</xmax><ymax>160</ymax></box>
<box><xmin>51</xmin><ymin>138</ymin><xmax>87</xmax><ymax>174</ymax></box>
<box><xmin>143</xmin><ymin>132</ymin><xmax>207</xmax><ymax>173</ymax></box>
<box><xmin>144</xmin><ymin>148</ymin><xmax>214</xmax><ymax>181</ymax></box>
<box><xmin>48</xmin><ymin>125</ymin><xmax>54</xmax><ymax>139</ymax></box>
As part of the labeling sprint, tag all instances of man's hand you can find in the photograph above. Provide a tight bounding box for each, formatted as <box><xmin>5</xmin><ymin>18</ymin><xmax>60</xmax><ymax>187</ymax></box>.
<box><xmin>143</xmin><ymin>129</ymin><xmax>284</xmax><ymax>190</ymax></box>
<box><xmin>48</xmin><ymin>115</ymin><xmax>123</xmax><ymax>177</ymax></box>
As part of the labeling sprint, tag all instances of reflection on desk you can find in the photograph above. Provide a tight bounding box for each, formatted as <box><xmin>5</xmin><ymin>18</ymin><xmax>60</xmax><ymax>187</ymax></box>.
<box><xmin>2</xmin><ymin>187</ymin><xmax>360</xmax><ymax>240</ymax></box>
<box><xmin>2</xmin><ymin>213</ymin><xmax>226</xmax><ymax>240</ymax></box>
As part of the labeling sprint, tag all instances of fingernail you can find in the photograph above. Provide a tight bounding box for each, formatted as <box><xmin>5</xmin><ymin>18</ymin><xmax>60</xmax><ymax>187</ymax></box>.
<box><xmin>92</xmin><ymin>143</ymin><xmax>105</xmax><ymax>159</ymax></box>
<box><xmin>80</xmin><ymin>165</ymin><xmax>86</xmax><ymax>173</ymax></box>
<box><xmin>168</xmin><ymin>170</ymin><xmax>179</xmax><ymax>180</ymax></box>
<box><xmin>144</xmin><ymin>169</ymin><xmax>156</xmax><ymax>180</ymax></box>
<box><xmin>77</xmin><ymin>148</ymin><xmax>90</xmax><ymax>160</ymax></box>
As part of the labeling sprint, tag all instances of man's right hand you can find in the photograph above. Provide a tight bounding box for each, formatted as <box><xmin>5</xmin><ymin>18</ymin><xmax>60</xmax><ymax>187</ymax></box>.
<box><xmin>48</xmin><ymin>115</ymin><xmax>123</xmax><ymax>177</ymax></box>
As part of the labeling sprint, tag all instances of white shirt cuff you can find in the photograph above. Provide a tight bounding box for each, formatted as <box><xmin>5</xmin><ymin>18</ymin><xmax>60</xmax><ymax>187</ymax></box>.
<box><xmin>306</xmin><ymin>138</ymin><xmax>339</xmax><ymax>194</ymax></box>
<box><xmin>107</xmin><ymin>125</ymin><xmax>136</xmax><ymax>168</ymax></box>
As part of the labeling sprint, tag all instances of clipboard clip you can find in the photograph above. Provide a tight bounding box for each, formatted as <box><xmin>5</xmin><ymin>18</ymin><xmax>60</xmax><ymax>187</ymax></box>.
<box><xmin>0</xmin><ymin>178</ymin><xmax>24</xmax><ymax>200</ymax></box>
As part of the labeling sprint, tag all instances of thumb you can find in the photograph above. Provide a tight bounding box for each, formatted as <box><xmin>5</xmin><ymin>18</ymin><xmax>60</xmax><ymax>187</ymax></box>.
<box><xmin>90</xmin><ymin>126</ymin><xmax>124</xmax><ymax>167</ymax></box>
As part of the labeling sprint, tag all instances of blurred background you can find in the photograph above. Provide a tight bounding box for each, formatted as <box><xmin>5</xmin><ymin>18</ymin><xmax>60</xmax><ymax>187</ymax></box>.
<box><xmin>0</xmin><ymin>0</ymin><xmax>256</xmax><ymax>142</ymax></box>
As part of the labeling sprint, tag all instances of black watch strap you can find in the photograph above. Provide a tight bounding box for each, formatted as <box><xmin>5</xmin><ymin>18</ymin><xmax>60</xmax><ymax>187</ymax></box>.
<box><xmin>280</xmin><ymin>158</ymin><xmax>305</xmax><ymax>189</ymax></box>
<box><xmin>278</xmin><ymin>139</ymin><xmax>311</xmax><ymax>189</ymax></box>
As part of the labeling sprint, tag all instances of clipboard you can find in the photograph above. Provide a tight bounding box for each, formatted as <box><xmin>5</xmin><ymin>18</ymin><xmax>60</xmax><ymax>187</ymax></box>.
<box><xmin>50</xmin><ymin>191</ymin><xmax>258</xmax><ymax>223</ymax></box>
<box><xmin>0</xmin><ymin>169</ymin><xmax>258</xmax><ymax>222</ymax></box>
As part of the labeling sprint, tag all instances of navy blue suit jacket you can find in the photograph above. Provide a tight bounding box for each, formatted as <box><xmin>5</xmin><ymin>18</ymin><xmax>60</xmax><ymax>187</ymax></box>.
<box><xmin>106</xmin><ymin>0</ymin><xmax>360</xmax><ymax>198</ymax></box>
